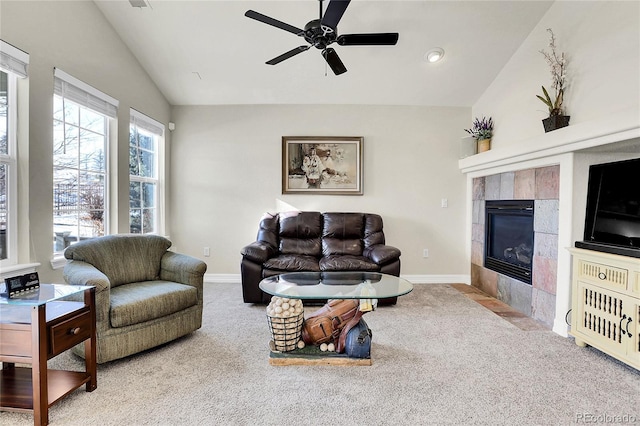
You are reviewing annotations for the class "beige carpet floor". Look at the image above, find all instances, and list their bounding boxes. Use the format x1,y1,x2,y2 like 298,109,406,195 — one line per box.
2,283,639,425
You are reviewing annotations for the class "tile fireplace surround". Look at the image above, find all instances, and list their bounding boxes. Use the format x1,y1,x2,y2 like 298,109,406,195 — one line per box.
471,166,559,328
459,110,640,337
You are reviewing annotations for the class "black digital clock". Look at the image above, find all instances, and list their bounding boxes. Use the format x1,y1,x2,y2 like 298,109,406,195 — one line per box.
2,272,40,298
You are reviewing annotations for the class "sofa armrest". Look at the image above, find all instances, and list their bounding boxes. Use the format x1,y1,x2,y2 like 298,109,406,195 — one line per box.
363,244,402,265
241,241,276,264
160,251,207,288
63,260,111,293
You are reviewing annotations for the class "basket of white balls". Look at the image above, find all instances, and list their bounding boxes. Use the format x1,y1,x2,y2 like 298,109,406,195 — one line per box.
266,296,304,352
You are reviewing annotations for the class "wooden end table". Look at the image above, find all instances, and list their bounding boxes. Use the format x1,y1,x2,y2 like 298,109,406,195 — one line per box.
0,284,97,425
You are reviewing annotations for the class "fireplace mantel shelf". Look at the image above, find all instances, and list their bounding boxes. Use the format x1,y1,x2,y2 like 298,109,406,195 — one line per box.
459,108,640,175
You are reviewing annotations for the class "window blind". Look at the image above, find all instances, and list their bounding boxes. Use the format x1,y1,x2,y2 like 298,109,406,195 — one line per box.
131,109,164,136
53,68,118,118
0,40,29,78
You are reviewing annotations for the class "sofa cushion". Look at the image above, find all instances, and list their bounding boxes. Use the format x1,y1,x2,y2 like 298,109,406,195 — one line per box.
280,238,322,256
363,214,386,248
319,255,379,271
279,211,322,256
264,254,320,272
110,281,198,328
322,238,363,256
256,212,280,250
64,234,171,288
323,213,364,239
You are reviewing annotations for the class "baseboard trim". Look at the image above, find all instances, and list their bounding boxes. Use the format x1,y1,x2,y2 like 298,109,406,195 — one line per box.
204,274,242,284
204,274,470,285
553,318,570,337
401,274,470,284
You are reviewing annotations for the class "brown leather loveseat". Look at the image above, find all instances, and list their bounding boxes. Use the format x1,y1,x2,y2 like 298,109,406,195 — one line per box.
240,211,401,304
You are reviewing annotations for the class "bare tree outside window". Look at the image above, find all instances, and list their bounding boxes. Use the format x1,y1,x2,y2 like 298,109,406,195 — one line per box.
53,95,107,252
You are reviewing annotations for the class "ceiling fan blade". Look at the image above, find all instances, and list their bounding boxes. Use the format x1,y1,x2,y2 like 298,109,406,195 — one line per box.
320,0,351,32
322,48,347,75
337,33,399,46
266,46,310,65
245,10,304,36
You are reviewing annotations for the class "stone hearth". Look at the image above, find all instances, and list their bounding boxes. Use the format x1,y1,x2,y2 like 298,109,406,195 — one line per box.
471,165,559,328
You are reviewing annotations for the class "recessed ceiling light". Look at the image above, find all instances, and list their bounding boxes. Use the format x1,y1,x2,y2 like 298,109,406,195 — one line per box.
425,47,444,63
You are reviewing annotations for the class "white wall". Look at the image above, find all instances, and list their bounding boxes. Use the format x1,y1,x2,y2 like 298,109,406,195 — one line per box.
465,0,639,335
468,0,640,260
473,1,640,148
170,105,470,279
0,1,171,282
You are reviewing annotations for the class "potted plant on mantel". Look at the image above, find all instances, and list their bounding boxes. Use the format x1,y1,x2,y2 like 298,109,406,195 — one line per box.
537,28,570,132
464,116,494,153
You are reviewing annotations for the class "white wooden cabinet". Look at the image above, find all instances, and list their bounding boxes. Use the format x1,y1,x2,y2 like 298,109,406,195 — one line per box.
569,248,640,370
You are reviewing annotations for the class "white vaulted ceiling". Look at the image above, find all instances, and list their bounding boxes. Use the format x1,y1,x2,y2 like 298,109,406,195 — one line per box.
94,0,553,106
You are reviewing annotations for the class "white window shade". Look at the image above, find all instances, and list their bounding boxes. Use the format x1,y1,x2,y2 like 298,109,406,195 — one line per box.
0,40,29,78
54,68,118,118
131,109,164,136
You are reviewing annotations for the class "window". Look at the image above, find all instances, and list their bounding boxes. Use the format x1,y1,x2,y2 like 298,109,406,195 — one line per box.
53,69,118,253
0,71,13,262
129,110,163,234
0,40,29,267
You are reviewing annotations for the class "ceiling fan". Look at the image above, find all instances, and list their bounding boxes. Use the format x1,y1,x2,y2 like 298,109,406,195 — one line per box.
244,0,399,75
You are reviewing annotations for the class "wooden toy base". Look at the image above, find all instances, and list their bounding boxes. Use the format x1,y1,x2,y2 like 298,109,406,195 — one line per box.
268,344,371,366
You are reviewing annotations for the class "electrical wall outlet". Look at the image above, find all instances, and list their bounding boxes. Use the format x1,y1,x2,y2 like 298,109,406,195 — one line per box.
204,247,210,257
441,198,448,208
423,249,429,258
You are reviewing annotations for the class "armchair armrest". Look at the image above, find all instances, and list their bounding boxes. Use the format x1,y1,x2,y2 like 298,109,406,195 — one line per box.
63,260,110,293
63,260,112,331
363,244,402,265
160,251,207,287
241,241,276,264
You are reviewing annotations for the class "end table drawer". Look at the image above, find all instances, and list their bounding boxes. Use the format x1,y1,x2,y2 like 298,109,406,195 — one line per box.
49,309,92,356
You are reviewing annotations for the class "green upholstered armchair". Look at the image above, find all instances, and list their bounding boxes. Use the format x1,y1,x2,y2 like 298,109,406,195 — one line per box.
63,234,207,363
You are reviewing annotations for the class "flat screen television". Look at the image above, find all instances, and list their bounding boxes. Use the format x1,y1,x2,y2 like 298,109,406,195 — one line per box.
575,157,640,258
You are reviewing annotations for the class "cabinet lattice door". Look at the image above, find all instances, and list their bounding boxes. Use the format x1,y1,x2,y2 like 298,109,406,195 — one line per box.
574,281,633,361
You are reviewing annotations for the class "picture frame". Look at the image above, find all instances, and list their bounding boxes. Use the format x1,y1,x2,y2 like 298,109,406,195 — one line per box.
282,136,363,195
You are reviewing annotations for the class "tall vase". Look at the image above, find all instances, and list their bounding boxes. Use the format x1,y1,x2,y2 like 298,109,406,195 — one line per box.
477,138,491,153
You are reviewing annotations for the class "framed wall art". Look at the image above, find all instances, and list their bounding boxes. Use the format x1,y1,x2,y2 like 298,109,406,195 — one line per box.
282,136,363,195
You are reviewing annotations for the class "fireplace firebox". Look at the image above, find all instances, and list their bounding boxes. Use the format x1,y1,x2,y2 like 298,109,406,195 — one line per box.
484,200,534,284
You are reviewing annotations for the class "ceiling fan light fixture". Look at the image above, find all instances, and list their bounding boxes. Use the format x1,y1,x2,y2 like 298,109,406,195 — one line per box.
425,47,444,63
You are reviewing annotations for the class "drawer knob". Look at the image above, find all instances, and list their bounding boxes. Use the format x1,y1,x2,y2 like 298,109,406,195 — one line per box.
69,327,81,335
597,272,607,280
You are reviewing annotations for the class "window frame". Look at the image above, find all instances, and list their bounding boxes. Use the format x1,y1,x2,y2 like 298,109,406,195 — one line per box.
0,71,18,267
52,94,111,254
129,109,164,235
52,69,118,256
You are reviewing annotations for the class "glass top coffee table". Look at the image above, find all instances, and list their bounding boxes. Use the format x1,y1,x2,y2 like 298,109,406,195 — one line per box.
259,271,413,300
259,272,413,366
